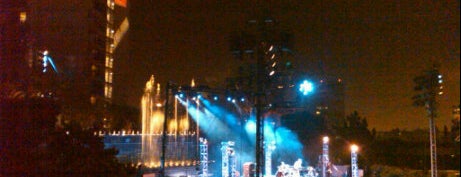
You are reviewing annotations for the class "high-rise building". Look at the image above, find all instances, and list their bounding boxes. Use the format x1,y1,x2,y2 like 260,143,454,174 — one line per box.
226,59,346,128
267,70,345,128
227,17,345,128
0,0,29,98
0,0,128,130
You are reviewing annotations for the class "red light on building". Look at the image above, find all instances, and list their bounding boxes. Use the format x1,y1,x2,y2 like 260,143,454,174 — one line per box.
115,0,127,7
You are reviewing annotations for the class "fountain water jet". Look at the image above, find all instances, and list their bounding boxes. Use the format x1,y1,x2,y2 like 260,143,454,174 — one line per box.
141,75,163,166
140,76,197,168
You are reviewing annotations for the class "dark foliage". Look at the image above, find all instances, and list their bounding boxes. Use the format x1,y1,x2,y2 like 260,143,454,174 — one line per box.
1,98,128,177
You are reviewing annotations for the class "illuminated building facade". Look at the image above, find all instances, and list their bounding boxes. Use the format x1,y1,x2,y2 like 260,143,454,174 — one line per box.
105,0,115,128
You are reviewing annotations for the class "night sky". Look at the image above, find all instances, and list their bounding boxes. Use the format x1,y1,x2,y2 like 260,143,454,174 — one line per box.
114,1,460,131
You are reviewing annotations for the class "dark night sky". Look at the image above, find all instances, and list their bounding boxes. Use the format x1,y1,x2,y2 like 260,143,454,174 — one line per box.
114,1,460,131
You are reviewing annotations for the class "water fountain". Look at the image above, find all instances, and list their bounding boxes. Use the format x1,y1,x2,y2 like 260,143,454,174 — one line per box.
141,75,163,167
140,75,198,168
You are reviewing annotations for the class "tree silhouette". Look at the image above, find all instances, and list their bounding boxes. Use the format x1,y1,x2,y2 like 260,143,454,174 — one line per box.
1,98,127,177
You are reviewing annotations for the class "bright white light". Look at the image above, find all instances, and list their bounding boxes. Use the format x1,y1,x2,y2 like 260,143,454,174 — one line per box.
323,136,329,143
213,96,219,101
350,144,359,153
299,80,314,95
269,45,274,52
438,74,442,79
271,62,277,67
269,70,275,76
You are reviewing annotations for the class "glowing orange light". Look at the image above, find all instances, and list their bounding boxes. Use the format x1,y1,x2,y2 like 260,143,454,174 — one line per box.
115,0,127,7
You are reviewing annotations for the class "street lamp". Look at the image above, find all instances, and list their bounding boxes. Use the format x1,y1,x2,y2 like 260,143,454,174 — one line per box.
350,144,359,177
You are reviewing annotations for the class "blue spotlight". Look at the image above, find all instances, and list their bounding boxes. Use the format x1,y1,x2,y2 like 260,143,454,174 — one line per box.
240,98,245,102
232,99,236,103
178,93,185,98
213,96,219,101
227,97,232,102
197,94,202,99
245,120,256,134
299,80,314,95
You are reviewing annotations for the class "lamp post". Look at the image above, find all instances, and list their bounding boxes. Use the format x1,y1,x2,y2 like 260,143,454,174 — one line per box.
350,144,359,177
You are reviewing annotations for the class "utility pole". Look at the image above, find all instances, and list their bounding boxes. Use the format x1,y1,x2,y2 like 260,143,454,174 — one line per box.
413,63,443,177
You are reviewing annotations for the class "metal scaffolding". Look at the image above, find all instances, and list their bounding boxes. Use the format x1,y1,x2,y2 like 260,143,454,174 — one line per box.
200,138,208,177
221,141,237,177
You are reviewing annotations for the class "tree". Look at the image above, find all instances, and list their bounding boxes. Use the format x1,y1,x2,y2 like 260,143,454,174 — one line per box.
331,111,373,167
110,104,140,131
0,98,127,177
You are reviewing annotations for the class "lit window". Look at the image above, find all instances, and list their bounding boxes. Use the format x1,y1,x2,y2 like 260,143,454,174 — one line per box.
108,72,113,83
105,56,110,66
108,87,112,98
90,96,96,104
105,86,109,97
105,72,109,81
20,12,27,23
